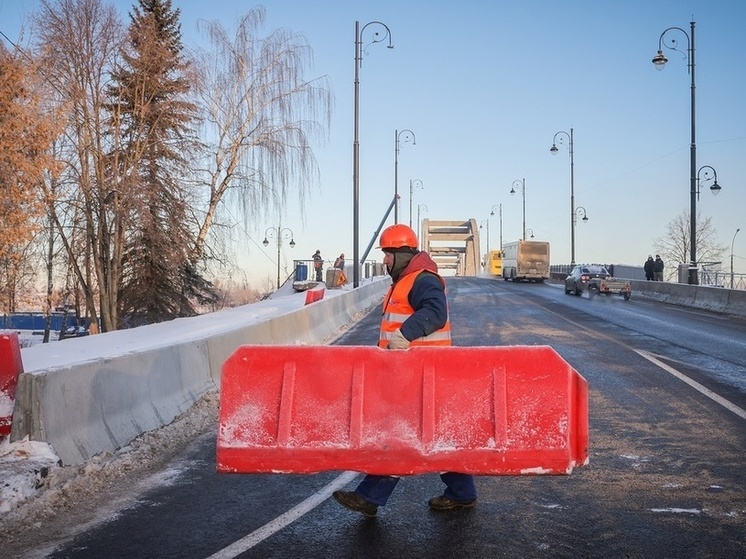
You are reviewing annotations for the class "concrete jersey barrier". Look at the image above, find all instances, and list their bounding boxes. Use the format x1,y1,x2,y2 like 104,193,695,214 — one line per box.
10,277,390,466
629,280,746,318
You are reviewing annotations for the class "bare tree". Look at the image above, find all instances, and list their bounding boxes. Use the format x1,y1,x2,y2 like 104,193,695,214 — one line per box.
654,210,726,280
189,6,333,266
34,0,127,332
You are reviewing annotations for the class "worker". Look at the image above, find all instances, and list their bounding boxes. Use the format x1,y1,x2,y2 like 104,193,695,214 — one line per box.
332,224,477,517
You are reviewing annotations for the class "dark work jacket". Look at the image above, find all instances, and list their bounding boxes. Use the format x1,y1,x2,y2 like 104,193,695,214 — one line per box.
392,252,448,341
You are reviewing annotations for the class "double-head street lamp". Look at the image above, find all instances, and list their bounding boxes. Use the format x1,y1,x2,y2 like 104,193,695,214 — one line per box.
409,178,423,229
731,228,741,290
509,179,526,241
263,226,295,289
394,129,416,224
352,20,393,288
490,204,503,251
550,129,576,264
652,21,716,284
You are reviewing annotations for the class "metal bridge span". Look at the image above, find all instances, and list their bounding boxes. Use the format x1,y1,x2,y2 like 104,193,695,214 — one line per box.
420,219,481,276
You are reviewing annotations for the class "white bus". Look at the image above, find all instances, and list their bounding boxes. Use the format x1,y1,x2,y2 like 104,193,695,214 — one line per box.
502,240,550,282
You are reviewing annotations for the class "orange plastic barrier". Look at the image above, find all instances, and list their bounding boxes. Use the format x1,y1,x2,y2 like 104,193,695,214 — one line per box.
0,331,24,438
217,346,588,476
304,284,325,305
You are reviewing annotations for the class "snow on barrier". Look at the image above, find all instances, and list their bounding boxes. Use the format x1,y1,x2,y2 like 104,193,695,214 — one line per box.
217,345,589,476
304,283,326,305
1,331,24,438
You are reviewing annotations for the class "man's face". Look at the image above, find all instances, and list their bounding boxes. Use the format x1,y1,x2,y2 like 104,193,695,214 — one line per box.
383,251,394,270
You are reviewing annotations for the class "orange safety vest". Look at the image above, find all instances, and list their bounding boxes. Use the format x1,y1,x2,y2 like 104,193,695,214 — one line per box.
378,270,452,348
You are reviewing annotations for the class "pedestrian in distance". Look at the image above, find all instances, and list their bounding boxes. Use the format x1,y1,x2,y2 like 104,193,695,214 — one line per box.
644,255,655,281
333,253,347,285
653,254,664,281
332,224,477,518
312,249,323,281
334,253,345,270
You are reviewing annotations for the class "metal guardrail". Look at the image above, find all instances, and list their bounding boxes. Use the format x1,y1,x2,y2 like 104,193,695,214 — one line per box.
550,264,746,291
699,270,746,290
289,260,385,285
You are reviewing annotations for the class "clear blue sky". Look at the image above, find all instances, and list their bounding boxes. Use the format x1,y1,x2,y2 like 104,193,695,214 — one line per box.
4,0,745,285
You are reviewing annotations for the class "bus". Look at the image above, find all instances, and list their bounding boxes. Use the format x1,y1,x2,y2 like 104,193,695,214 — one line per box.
502,240,550,282
484,250,503,277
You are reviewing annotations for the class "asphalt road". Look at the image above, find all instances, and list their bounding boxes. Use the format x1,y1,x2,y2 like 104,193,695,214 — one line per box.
28,278,746,558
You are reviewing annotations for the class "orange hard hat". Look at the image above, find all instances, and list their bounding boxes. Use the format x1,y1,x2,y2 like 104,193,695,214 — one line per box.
377,224,418,250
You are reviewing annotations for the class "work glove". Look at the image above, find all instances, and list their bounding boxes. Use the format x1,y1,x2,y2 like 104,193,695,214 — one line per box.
387,329,411,350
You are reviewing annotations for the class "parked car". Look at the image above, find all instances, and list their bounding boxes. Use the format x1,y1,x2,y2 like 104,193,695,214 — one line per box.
564,265,610,296
61,325,90,338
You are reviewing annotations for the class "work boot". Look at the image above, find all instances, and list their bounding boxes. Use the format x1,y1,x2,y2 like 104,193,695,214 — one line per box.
428,495,477,511
333,490,378,518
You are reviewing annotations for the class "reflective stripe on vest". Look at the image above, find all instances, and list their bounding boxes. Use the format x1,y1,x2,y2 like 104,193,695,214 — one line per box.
378,270,451,348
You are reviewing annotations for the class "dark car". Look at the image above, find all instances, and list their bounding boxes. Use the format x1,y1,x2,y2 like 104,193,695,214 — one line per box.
564,264,610,296
61,325,90,339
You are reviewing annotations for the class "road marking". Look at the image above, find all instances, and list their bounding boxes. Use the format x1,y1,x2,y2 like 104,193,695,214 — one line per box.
205,471,359,559
495,288,746,423
635,349,746,421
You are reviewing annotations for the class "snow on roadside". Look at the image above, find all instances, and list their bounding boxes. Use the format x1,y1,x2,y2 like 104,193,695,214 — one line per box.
0,391,219,541
0,438,61,513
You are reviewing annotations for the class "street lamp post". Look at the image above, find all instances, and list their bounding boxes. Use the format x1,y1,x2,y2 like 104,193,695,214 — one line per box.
509,178,526,240
394,129,416,224
409,179,423,229
731,228,741,290
652,21,702,284
480,219,490,254
490,204,502,251
417,203,428,249
263,226,295,289
550,129,575,264
353,21,393,288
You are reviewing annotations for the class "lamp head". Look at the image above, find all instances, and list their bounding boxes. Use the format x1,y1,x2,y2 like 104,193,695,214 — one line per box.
582,215,589,222
550,144,559,155
289,239,296,248
710,181,722,196
652,50,668,70
262,238,269,247
510,187,516,195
